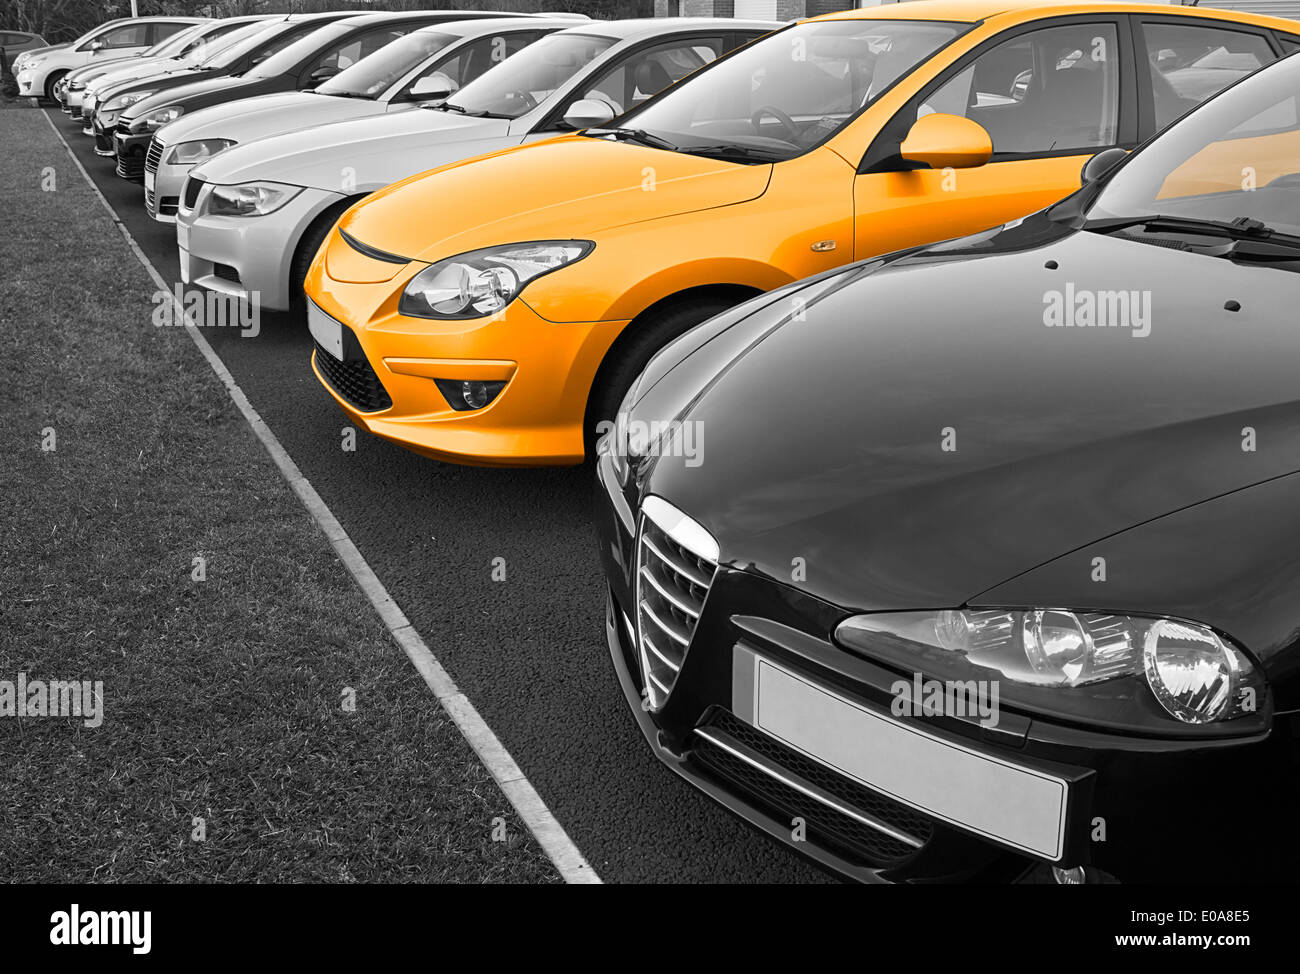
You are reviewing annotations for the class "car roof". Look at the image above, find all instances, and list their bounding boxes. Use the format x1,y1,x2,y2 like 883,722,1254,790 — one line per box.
418,16,594,37
555,17,781,41
325,10,520,28
813,0,1300,31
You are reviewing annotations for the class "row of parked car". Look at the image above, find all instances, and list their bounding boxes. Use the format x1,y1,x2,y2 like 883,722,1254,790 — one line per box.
33,0,1300,884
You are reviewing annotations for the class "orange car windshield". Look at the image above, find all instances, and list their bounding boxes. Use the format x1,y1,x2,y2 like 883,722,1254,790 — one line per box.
614,19,969,162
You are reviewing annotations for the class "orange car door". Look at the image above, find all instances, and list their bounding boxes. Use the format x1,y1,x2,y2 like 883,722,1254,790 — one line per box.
852,18,1133,260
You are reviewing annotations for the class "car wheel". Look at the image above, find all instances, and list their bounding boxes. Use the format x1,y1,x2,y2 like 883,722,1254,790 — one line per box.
289,198,358,322
585,295,737,459
44,71,67,104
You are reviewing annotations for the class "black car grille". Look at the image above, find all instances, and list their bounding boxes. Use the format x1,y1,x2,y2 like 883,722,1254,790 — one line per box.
144,138,163,174
314,343,392,413
636,509,715,708
692,711,935,868
182,177,203,210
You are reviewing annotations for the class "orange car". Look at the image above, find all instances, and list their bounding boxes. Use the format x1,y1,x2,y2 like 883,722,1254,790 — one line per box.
305,0,1300,466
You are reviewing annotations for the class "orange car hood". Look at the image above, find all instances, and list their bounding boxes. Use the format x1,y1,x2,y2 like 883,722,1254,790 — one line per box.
336,135,773,265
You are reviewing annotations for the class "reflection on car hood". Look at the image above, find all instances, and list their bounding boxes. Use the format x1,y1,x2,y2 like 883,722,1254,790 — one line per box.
121,74,259,121
158,90,383,146
192,107,511,191
340,135,773,263
647,220,1300,612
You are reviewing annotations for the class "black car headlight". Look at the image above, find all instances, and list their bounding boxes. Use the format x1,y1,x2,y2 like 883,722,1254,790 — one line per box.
836,608,1264,725
398,240,593,320
137,105,184,130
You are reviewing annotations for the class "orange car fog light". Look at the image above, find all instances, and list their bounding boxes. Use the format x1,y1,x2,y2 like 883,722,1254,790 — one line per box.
434,379,507,411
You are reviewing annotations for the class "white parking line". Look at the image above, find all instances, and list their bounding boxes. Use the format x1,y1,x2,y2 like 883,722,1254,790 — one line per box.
44,111,601,885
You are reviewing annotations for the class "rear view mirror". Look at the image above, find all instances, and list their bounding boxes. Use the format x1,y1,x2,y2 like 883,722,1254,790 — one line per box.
409,71,456,101
307,65,339,85
900,113,992,170
88,40,104,52
1081,147,1127,184
563,97,615,130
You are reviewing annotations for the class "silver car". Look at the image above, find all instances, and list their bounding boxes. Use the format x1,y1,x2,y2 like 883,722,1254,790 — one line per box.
175,17,776,314
153,16,585,204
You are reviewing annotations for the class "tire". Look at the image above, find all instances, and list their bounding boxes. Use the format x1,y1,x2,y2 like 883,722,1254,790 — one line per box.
289,199,356,322
584,295,737,457
44,70,66,104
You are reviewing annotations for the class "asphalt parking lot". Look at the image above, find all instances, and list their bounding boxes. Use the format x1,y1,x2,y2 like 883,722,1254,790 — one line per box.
43,106,827,884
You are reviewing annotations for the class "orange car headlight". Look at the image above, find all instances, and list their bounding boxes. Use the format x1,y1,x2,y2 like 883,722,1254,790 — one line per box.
398,240,594,320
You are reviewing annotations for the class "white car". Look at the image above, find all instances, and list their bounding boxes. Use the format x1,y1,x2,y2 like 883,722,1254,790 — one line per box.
18,16,206,103
66,17,270,123
175,17,776,314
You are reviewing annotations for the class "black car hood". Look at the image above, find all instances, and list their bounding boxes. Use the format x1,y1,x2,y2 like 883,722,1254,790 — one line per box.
647,221,1300,612
122,74,279,124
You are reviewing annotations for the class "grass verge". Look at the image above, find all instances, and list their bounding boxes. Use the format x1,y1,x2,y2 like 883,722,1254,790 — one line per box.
0,111,560,883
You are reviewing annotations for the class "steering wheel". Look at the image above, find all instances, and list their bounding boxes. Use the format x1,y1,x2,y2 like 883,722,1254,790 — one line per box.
505,89,538,113
751,105,800,142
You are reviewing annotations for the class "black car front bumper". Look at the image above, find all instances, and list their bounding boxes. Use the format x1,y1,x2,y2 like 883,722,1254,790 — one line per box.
113,125,152,181
595,451,1300,883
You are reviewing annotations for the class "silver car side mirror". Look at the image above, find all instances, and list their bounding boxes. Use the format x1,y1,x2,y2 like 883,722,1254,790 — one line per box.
563,98,615,130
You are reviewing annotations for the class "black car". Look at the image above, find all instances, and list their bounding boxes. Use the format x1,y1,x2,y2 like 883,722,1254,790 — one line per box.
111,11,507,180
104,13,350,174
595,50,1300,884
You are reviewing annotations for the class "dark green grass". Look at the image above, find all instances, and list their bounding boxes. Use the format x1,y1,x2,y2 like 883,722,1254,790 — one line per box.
0,112,560,883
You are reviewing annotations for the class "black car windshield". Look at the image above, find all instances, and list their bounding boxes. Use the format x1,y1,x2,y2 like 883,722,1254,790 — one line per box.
317,30,457,98
611,19,966,162
1090,54,1300,238
244,21,353,79
198,21,286,70
444,32,615,119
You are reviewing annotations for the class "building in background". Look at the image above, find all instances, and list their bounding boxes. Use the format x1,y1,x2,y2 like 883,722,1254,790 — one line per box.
657,0,1300,23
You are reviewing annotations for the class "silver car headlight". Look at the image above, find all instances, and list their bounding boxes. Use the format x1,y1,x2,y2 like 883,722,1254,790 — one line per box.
138,105,184,130
836,608,1264,724
204,181,302,218
103,90,154,112
24,55,46,70
398,240,594,320
163,139,233,166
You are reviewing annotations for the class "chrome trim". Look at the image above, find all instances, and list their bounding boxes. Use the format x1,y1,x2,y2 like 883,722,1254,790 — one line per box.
641,535,711,589
640,566,700,618
634,496,718,711
693,725,924,850
642,494,719,563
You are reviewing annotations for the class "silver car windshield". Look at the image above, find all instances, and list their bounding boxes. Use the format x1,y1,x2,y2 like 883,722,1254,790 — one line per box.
1090,55,1300,239
442,32,615,119
613,19,966,161
317,30,458,98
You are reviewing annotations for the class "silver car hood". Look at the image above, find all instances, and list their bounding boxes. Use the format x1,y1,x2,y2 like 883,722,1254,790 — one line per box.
191,108,513,193
157,91,397,148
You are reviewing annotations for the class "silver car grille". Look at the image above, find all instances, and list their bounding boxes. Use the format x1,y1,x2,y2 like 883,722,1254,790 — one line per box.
635,496,719,710
144,138,163,175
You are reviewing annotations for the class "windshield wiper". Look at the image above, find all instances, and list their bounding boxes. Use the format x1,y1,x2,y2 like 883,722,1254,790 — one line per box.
1083,213,1281,241
1204,235,1300,263
585,127,680,151
673,142,785,163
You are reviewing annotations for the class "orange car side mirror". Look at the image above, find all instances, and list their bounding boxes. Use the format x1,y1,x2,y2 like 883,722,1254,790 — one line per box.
900,113,993,170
